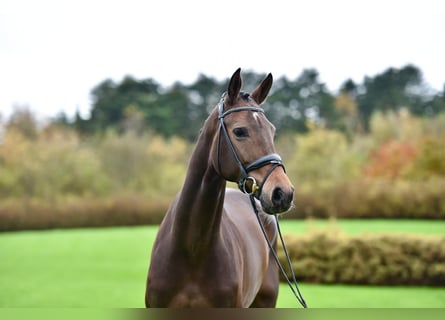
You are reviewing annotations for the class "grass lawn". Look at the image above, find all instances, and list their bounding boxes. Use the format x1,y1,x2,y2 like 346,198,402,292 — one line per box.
1,221,444,308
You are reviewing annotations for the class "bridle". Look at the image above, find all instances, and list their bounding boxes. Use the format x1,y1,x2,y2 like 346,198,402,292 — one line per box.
216,92,308,308
216,92,285,197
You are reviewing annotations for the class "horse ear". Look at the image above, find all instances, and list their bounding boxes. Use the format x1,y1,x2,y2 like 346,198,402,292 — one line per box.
251,73,273,105
228,68,242,103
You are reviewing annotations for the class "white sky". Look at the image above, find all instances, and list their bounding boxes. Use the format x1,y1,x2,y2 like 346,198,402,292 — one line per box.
1,0,444,121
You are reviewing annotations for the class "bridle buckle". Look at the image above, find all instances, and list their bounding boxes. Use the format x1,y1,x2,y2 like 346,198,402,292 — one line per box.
241,176,259,195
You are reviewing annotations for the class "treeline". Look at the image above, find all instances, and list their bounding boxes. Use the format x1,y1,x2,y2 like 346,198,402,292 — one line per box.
61,64,445,140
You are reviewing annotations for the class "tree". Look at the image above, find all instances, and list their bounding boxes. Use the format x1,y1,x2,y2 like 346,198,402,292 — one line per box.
86,76,160,133
357,65,426,130
6,106,39,140
71,65,443,140
147,83,191,139
266,69,337,133
423,83,445,116
186,74,224,136
334,91,361,136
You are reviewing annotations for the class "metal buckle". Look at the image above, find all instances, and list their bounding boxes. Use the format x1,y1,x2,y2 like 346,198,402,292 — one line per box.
242,176,259,195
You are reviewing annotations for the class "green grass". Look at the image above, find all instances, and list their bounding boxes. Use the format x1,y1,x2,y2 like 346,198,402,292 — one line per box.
1,221,445,308
0,227,154,308
277,283,445,308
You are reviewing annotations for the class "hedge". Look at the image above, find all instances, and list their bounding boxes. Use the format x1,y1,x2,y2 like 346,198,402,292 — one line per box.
1,179,445,231
0,195,168,231
292,179,445,219
280,231,445,286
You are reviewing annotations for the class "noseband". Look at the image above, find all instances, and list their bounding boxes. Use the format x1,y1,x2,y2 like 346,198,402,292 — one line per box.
216,93,285,197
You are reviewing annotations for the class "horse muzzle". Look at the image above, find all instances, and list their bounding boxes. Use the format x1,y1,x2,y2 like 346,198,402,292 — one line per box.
237,154,294,215
260,184,294,215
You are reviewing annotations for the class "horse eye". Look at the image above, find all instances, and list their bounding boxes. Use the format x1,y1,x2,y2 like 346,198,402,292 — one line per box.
233,127,249,138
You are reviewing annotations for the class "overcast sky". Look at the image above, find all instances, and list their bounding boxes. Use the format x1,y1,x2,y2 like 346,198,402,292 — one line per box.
1,0,444,121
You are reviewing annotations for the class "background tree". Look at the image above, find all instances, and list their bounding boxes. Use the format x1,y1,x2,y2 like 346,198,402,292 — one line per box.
149,83,191,138
86,76,160,133
67,65,444,141
357,65,426,130
266,69,337,133
335,79,362,136
6,106,39,140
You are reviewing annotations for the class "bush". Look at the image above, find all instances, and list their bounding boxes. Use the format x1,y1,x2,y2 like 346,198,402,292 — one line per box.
292,179,445,219
409,135,445,178
285,128,362,189
280,231,445,285
363,140,417,179
0,195,168,231
0,127,111,199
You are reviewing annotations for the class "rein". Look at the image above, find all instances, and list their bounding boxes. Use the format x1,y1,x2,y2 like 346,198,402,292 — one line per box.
250,197,308,308
217,93,307,308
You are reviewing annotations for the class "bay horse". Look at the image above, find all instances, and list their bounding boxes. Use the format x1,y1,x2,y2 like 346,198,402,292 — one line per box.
145,68,295,307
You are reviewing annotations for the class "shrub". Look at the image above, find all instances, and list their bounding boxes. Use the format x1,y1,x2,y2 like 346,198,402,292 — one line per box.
408,135,445,178
0,195,168,231
363,140,417,179
285,128,362,189
0,128,111,199
291,179,445,219
281,231,445,285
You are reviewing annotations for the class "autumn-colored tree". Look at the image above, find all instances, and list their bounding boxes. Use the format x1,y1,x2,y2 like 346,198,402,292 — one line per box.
363,140,417,179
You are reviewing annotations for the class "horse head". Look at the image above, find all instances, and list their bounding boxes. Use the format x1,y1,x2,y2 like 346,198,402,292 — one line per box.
212,68,294,214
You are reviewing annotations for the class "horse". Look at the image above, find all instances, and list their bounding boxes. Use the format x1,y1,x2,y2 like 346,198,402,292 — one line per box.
145,68,295,307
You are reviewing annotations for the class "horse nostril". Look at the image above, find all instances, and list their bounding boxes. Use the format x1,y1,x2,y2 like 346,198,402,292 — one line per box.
272,187,285,207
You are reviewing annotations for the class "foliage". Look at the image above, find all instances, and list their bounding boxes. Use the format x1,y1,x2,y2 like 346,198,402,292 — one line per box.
283,231,445,286
0,122,188,202
266,69,338,133
356,65,438,130
333,91,361,136
1,86,445,229
5,107,39,140
292,179,445,219
1,108,445,227
0,196,168,231
0,126,109,199
409,135,445,178
65,64,445,140
88,76,160,133
285,127,363,190
363,140,417,179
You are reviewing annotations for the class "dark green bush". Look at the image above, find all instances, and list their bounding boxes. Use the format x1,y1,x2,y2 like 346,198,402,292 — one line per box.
280,231,445,286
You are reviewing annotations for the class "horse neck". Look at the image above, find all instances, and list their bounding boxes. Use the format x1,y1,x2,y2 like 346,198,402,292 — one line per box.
173,110,226,259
